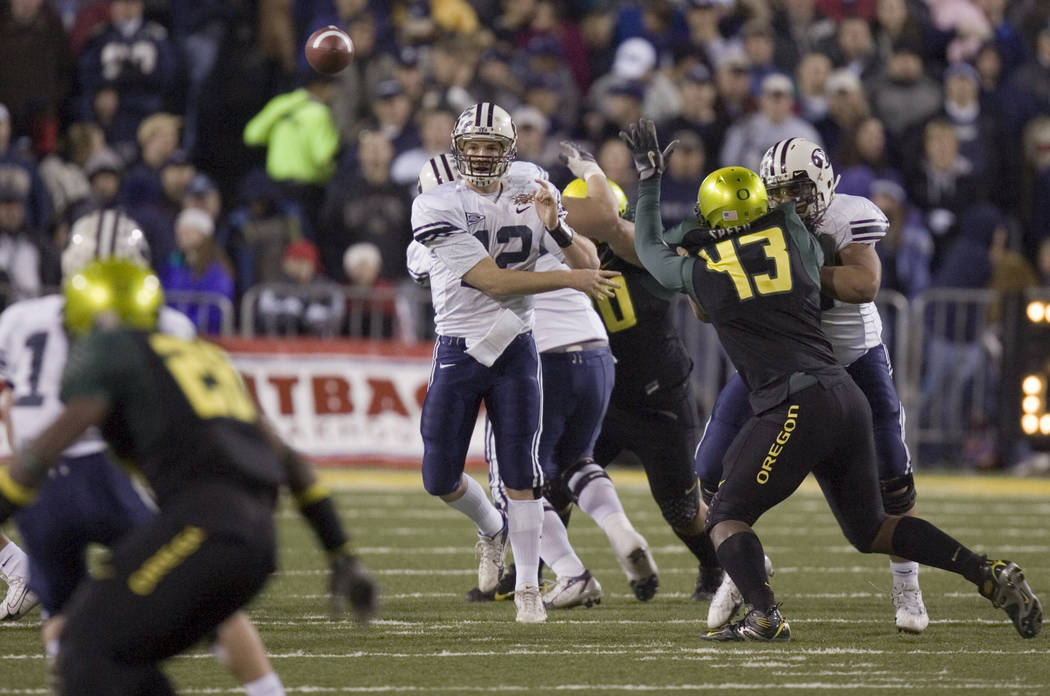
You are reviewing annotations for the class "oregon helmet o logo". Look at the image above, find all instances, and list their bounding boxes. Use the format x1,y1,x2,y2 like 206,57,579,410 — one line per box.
737,188,750,200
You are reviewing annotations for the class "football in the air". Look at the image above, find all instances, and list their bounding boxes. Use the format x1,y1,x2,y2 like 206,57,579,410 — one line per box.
305,25,354,75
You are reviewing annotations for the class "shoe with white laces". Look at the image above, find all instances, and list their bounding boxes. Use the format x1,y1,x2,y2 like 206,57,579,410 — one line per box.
0,574,39,622
475,515,508,594
544,570,602,609
707,555,774,629
892,583,929,634
515,584,547,623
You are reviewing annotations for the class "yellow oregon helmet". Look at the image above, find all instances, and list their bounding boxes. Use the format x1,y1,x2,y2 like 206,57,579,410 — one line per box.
562,177,629,217
63,258,164,336
695,166,769,232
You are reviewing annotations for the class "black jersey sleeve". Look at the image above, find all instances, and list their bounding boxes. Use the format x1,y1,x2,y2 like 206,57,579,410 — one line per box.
634,179,696,300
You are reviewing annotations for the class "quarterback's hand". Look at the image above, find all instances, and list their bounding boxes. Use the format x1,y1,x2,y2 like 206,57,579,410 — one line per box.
559,141,604,181
532,179,560,230
568,269,621,300
330,552,378,624
619,119,677,181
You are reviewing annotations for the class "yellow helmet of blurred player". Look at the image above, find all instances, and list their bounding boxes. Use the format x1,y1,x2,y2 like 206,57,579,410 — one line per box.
63,258,164,336
695,166,769,236
561,178,629,218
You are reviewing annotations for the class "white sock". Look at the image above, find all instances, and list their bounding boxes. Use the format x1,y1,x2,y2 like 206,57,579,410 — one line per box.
45,639,59,660
445,475,504,537
891,560,920,589
507,498,544,589
570,462,625,525
0,540,28,579
540,508,586,578
244,672,285,696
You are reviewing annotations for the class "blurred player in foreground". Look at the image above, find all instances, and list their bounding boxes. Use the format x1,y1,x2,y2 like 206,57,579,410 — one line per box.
623,118,1042,642
0,255,374,693
696,137,929,633
411,103,620,623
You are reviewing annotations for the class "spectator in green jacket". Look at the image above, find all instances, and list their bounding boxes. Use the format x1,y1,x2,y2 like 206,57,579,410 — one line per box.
243,72,340,238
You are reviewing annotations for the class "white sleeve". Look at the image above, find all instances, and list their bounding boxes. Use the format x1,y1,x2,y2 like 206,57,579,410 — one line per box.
405,241,433,286
159,306,198,340
0,304,19,385
843,197,889,246
411,191,488,278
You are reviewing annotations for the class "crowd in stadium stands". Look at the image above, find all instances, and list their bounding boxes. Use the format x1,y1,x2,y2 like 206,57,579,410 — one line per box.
1,0,1049,336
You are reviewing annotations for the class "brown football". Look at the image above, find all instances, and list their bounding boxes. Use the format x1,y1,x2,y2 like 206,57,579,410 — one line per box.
305,25,354,75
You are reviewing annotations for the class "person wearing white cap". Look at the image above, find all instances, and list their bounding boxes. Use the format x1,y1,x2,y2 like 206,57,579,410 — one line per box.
162,207,233,334
588,38,681,124
719,72,823,172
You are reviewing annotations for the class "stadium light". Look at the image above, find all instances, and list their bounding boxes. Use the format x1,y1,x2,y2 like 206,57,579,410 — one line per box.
1023,374,1044,395
1022,414,1039,435
1028,301,1046,323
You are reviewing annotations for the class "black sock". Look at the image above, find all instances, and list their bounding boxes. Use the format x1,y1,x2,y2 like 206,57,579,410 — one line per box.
891,516,984,585
715,531,774,611
676,528,720,570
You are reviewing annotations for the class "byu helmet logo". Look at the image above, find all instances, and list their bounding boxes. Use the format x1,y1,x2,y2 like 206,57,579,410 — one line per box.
811,148,827,169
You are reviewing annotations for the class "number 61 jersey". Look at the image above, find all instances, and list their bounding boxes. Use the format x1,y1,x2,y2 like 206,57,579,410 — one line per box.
0,294,196,457
410,162,556,341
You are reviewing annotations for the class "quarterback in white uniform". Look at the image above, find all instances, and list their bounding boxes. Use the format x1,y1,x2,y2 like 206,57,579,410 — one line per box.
412,103,619,623
695,137,927,634
412,152,656,610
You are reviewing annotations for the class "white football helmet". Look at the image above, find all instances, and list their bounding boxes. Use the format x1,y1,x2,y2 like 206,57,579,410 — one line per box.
62,208,150,279
759,137,840,225
451,103,516,188
417,153,460,194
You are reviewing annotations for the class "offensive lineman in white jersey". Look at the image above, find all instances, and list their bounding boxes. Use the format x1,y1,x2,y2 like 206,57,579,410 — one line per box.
411,152,657,610
695,137,928,633
412,103,620,623
0,209,294,695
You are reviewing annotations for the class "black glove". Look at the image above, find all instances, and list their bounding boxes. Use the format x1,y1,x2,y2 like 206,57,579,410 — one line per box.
330,552,378,624
618,119,677,180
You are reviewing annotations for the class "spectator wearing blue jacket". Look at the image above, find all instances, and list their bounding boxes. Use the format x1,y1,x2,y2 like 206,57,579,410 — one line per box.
75,0,176,156
162,207,233,334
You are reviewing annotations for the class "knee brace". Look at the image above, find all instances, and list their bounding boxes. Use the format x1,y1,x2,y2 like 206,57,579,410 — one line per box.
657,483,701,530
563,458,610,502
541,475,574,513
879,472,917,515
699,480,719,507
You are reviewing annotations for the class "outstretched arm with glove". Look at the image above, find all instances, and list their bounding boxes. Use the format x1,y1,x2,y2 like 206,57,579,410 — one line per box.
619,119,695,296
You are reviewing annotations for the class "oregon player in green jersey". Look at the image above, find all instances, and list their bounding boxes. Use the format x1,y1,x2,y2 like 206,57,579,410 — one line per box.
622,118,1041,642
0,259,375,694
561,169,723,602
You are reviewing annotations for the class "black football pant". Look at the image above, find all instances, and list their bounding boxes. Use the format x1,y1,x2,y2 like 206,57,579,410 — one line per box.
706,376,886,553
58,480,276,696
594,378,702,510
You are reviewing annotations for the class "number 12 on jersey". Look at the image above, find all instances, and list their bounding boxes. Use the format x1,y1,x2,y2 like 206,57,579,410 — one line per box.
698,226,793,301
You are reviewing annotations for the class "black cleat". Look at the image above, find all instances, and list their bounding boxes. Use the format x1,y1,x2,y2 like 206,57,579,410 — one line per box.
978,559,1042,638
691,565,724,602
465,564,518,602
700,604,791,642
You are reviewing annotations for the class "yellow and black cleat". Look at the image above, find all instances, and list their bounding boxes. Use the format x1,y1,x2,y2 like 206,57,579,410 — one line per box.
701,604,791,642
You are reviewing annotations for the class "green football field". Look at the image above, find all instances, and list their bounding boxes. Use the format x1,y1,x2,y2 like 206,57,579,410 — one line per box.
2,470,1048,694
